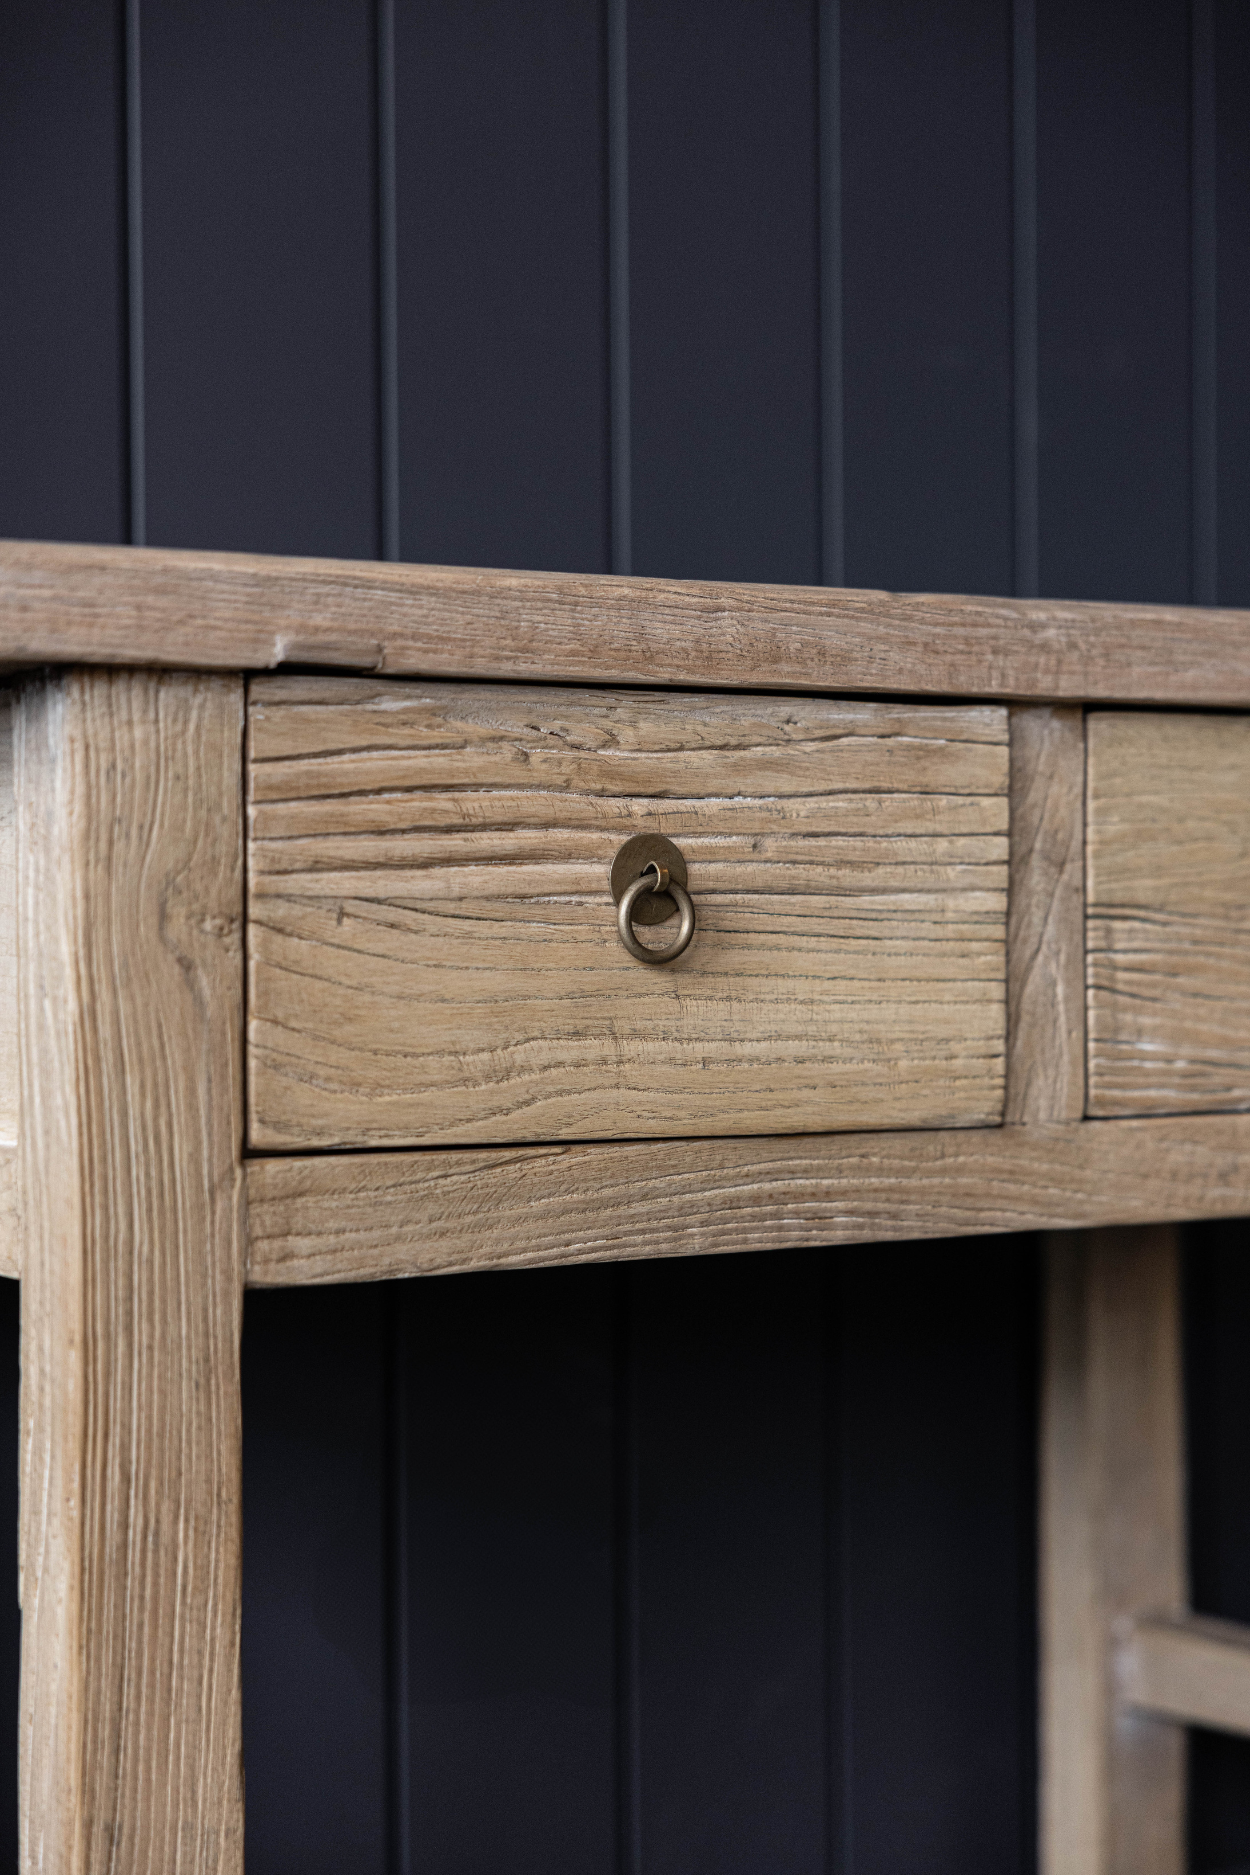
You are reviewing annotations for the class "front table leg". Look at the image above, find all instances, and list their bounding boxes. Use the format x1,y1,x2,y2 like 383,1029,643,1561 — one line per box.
16,671,246,1872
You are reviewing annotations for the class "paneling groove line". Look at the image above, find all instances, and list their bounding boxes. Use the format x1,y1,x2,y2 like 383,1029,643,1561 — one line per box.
608,0,630,577
124,0,145,546
376,0,399,564
1012,0,1039,598
818,0,843,587
1191,0,1218,606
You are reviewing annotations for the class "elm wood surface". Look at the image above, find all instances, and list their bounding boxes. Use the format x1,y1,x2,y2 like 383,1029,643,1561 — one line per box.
0,697,15,1280
1041,1227,1186,1875
1087,711,1250,1116
0,551,1247,1875
0,1157,15,1281
245,1113,1250,1287
16,672,246,1873
246,679,1008,1148
3,540,1250,704
1006,706,1085,1123
1120,1614,1250,1739
0,694,15,1147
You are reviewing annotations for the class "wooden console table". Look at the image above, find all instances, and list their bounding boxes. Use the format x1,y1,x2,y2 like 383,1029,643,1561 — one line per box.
2,539,1249,1873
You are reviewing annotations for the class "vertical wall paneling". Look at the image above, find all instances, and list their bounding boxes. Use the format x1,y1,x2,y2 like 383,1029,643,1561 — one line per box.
1185,1226,1250,1875
608,0,632,576
241,1286,389,1875
1013,0,1040,598
385,1292,413,1875
819,0,845,587
829,1272,851,1875
141,0,380,558
395,0,609,574
1190,1728,1250,1875
124,0,145,544
0,0,127,545
632,1252,827,1875
1191,0,1217,606
841,1242,1037,1875
1036,0,1190,603
1214,0,1250,607
403,1266,616,1875
841,0,1014,597
378,0,401,565
613,1269,642,1875
628,0,821,584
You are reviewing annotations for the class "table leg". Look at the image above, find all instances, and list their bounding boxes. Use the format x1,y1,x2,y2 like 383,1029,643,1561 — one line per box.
16,670,246,1873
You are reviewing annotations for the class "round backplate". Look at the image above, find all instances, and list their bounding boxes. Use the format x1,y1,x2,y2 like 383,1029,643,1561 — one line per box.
610,833,689,926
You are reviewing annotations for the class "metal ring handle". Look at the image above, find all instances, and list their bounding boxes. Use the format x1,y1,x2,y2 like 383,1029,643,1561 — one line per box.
617,863,696,965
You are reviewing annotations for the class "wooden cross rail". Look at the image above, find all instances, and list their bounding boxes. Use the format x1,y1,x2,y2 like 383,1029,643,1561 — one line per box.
1040,1228,1250,1875
1121,1614,1250,1737
1,541,1250,1870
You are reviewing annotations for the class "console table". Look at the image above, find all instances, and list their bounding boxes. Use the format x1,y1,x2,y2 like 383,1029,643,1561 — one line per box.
3,539,1249,1873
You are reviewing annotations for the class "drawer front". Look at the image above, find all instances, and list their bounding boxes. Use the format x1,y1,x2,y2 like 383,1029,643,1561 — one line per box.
247,679,1008,1147
1087,711,1250,1115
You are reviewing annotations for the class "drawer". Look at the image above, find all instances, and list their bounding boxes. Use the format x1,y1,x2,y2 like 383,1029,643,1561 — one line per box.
246,678,1008,1147
1087,710,1250,1115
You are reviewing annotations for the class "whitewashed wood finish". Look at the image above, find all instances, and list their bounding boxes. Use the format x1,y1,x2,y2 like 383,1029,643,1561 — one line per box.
6,538,1250,706
0,1147,15,1282
0,693,16,1149
1120,1614,1250,1739
1041,1228,1186,1875
1087,711,1250,1114
244,1112,1250,1286
0,697,17,1278
247,679,1009,1148
0,1148,16,1281
1006,706,1085,1122
17,672,246,1873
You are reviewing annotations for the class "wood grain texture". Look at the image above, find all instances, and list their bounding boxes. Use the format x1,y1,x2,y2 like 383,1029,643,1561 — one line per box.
247,679,1009,1147
1087,711,1250,1115
1119,1614,1250,1739
1006,706,1085,1122
1041,1228,1186,1875
0,1143,17,1280
245,1113,1250,1286
4,537,1250,704
0,692,16,1148
0,693,17,1277
17,671,246,1873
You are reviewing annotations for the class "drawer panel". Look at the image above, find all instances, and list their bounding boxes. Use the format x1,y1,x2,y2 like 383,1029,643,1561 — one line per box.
1087,711,1250,1115
246,679,1008,1147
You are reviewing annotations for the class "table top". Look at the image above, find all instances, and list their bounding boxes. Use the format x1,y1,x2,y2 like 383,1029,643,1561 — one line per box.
3,537,1250,704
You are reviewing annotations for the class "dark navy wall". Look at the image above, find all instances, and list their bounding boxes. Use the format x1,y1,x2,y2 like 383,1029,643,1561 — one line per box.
1,4,1249,1872
240,1246,1037,1875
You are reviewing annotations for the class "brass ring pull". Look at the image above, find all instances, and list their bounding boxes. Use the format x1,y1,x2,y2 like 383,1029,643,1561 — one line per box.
616,859,696,965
